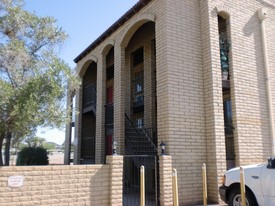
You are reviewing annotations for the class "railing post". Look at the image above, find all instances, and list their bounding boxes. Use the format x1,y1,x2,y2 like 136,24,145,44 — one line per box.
240,167,246,206
202,163,207,206
172,168,179,206
140,165,145,206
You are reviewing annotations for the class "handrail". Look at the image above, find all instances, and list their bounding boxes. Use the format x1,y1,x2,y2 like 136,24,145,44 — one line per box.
141,127,157,152
224,123,235,130
125,113,140,137
125,113,157,153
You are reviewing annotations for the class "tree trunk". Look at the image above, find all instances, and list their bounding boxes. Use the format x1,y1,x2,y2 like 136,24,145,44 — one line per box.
0,134,4,166
4,132,11,166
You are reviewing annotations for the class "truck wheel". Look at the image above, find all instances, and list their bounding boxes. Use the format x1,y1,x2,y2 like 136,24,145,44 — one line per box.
228,187,257,206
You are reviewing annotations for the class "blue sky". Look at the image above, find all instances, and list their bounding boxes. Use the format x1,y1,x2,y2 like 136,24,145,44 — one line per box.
24,0,139,68
23,0,139,144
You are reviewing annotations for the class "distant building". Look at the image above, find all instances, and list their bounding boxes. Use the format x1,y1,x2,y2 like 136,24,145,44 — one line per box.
65,0,275,204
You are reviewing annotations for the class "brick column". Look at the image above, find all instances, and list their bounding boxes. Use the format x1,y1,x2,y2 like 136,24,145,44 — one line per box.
95,55,105,164
199,0,227,202
106,155,123,206
114,45,125,155
159,155,173,206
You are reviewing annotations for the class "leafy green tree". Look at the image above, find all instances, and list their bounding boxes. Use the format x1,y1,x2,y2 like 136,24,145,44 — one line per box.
24,136,46,148
16,146,49,166
0,0,79,166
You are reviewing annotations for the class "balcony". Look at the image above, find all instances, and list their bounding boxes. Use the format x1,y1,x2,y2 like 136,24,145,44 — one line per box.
105,103,114,132
132,77,144,113
82,84,96,114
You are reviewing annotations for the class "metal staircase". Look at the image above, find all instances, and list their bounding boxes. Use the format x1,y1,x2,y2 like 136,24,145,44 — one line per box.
123,114,159,206
125,114,157,157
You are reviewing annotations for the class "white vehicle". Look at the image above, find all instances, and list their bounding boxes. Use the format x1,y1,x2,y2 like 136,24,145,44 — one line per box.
219,157,275,206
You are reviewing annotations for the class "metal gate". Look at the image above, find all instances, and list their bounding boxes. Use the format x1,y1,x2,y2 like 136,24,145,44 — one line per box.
123,155,159,206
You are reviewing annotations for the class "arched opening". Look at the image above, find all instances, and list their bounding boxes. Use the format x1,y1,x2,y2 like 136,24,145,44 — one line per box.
124,21,157,150
81,61,97,164
123,21,158,205
218,13,235,169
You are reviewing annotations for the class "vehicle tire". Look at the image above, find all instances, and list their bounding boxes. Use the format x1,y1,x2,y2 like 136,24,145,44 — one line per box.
228,187,258,206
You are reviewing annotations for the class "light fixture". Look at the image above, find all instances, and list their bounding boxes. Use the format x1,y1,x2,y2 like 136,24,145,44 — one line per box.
160,141,166,155
113,140,118,155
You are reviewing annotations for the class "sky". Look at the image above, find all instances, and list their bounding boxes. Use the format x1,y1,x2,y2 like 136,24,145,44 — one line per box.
23,0,139,144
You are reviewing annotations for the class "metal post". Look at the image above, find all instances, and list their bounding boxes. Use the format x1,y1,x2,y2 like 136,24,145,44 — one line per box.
172,168,179,206
202,163,207,206
240,167,246,206
140,166,145,206
258,8,275,156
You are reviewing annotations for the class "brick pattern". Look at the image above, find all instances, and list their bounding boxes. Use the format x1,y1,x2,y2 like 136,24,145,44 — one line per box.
0,156,123,206
106,156,123,206
210,1,275,162
159,155,173,206
164,1,209,204
0,165,109,206
95,55,104,164
69,0,275,205
199,0,226,202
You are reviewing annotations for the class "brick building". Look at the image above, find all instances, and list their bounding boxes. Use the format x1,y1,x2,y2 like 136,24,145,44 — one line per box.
64,0,275,205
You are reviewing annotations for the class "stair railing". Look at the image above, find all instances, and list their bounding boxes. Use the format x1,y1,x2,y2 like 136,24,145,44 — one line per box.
124,113,157,153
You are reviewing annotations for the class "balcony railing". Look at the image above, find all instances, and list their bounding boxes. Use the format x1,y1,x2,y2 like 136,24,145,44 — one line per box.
83,84,96,113
131,78,144,113
105,103,114,130
225,124,235,160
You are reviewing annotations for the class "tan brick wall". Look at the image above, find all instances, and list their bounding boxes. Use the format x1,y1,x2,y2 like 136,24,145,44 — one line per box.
164,1,208,204
200,0,226,202
207,0,275,164
95,55,104,164
159,155,173,206
106,156,123,206
70,0,275,205
0,156,123,206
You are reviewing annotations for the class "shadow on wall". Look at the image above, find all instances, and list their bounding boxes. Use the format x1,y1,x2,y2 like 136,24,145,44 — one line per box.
255,0,275,9
243,12,271,159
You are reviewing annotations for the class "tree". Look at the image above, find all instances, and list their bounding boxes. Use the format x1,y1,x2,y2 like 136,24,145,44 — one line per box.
16,146,49,166
24,136,46,148
0,0,79,166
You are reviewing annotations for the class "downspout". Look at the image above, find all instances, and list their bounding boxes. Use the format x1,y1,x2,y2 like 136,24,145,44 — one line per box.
258,8,275,156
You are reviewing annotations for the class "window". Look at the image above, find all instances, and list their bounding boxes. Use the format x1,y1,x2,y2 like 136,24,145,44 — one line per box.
133,114,144,128
133,71,143,94
133,47,143,66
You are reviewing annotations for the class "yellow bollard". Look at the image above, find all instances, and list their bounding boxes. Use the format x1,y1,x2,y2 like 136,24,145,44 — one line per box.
202,163,207,206
240,167,246,206
140,166,145,206
172,168,179,206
